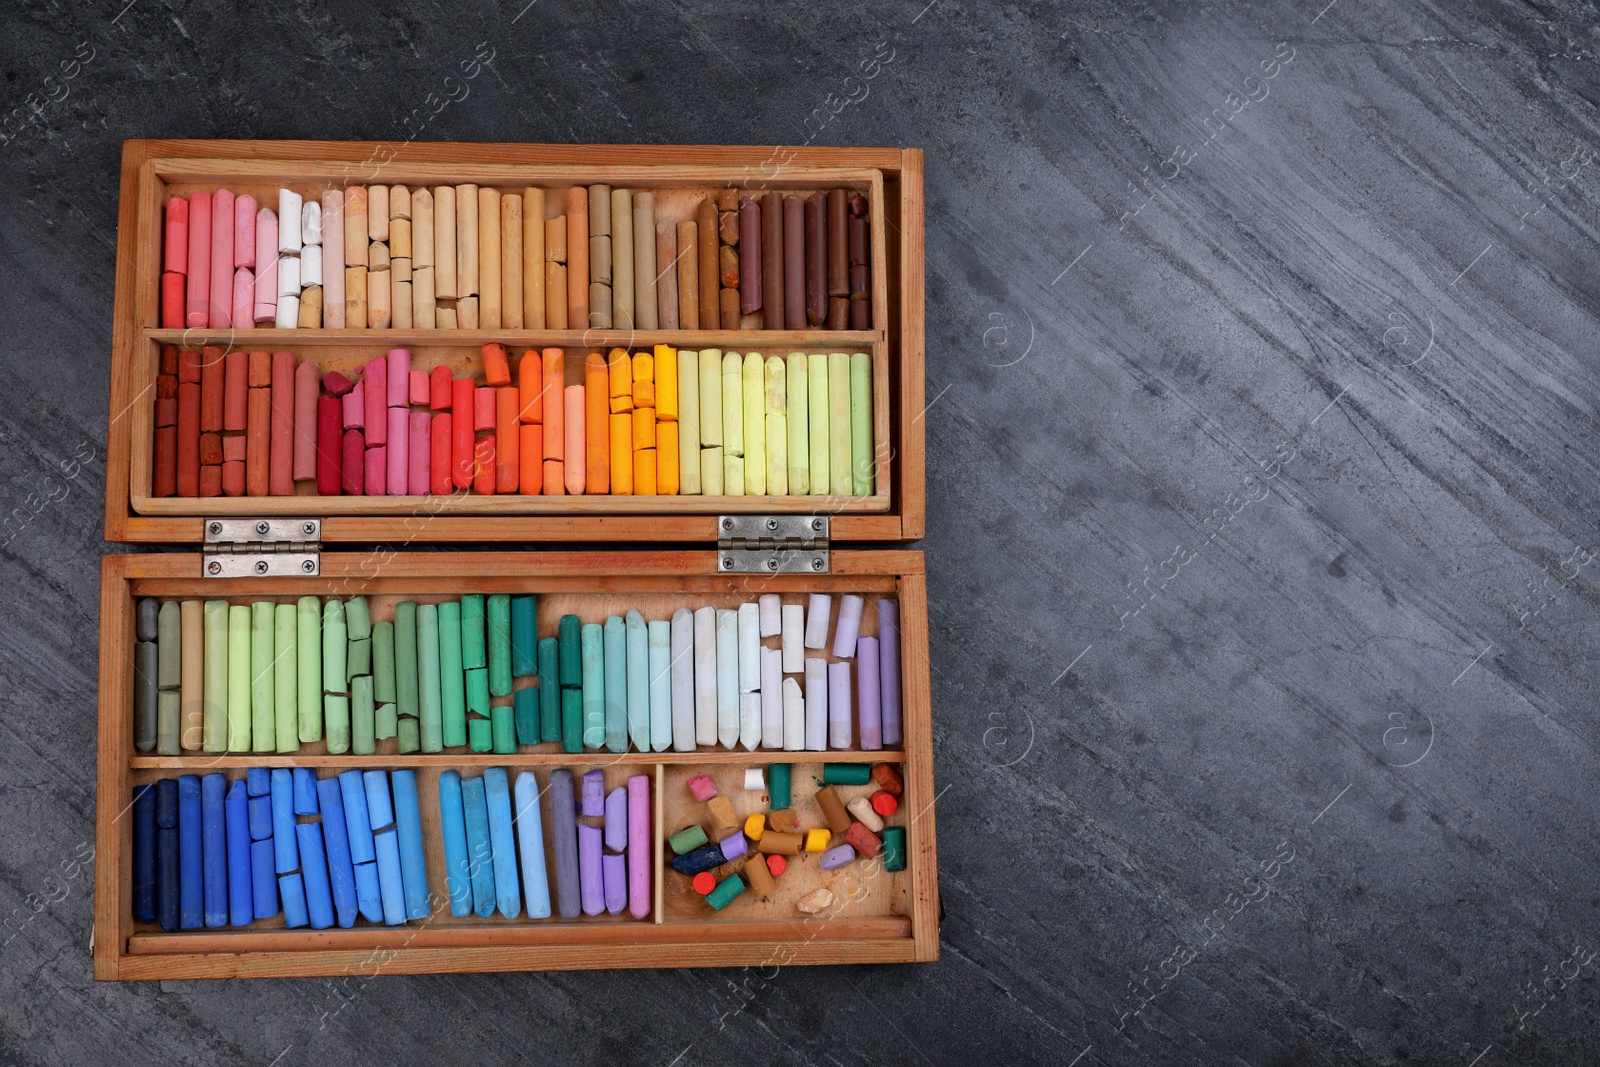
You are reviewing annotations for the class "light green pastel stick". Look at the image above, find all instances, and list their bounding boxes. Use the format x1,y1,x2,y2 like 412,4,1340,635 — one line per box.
828,352,851,499
467,717,492,753
582,622,606,750
155,601,181,756
346,637,371,681
397,717,420,755
250,602,275,753
787,353,809,494
850,352,873,496
677,350,701,494
394,601,418,723
372,621,396,704
486,595,512,697
439,600,466,748
465,667,489,716
376,702,398,740
742,352,765,495
625,609,650,753
202,600,229,754
157,692,180,756
490,705,515,754
324,693,350,754
765,355,787,496
351,675,375,755
808,353,830,495
722,352,743,459
603,616,627,753
273,603,299,753
322,600,347,694
345,595,372,641
226,605,250,752
699,348,722,448
417,604,443,752
461,594,486,671
296,596,322,742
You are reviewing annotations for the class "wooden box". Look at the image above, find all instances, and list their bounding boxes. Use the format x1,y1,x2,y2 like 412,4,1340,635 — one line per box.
97,140,932,979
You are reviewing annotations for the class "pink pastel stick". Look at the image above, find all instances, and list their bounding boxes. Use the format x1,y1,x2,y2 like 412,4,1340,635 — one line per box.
184,192,211,328
321,190,345,328
386,407,409,494
409,369,429,406
386,349,410,407
564,386,585,495
365,445,387,496
208,189,234,329
364,358,387,445
627,774,650,920
231,268,254,330
342,379,364,430
253,208,278,321
292,360,320,481
234,193,257,268
408,411,430,495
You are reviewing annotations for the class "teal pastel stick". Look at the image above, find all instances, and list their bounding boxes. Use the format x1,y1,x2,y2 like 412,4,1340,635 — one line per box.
394,601,419,722
538,638,561,743
438,601,466,748
558,614,582,688
512,770,552,918
437,770,472,918
510,594,537,677
561,687,583,754
417,604,443,752
514,686,540,746
390,770,431,921
465,667,490,716
483,768,521,919
586,622,610,751
487,594,512,696
461,594,486,671
626,609,650,754
460,776,497,918
372,620,396,705
491,705,515,754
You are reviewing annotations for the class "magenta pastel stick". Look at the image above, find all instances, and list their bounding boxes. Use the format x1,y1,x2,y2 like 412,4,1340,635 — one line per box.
857,636,882,750
578,822,603,916
254,208,278,322
386,349,410,407
407,411,430,495
342,379,364,430
828,660,852,750
231,268,254,330
602,853,626,916
365,444,387,496
209,189,234,329
234,193,257,268
364,359,387,445
292,360,320,481
185,191,211,329
627,774,649,920
386,407,408,495
878,600,901,746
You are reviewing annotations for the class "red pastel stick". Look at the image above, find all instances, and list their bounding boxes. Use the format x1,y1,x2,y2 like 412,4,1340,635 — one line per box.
431,412,452,496
163,196,188,275
451,379,475,489
473,436,495,495
363,358,387,445
341,429,365,495
316,396,342,496
430,365,452,411
268,351,294,496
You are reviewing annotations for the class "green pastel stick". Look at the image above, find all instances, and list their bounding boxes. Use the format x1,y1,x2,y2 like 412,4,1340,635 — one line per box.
202,600,229,753
602,617,626,753
417,604,443,752
850,352,873,496
468,717,492,753
514,686,539,745
346,637,371,680
351,675,375,755
538,638,560,742
273,603,299,753
828,352,851,499
250,601,275,753
510,595,538,677
156,601,182,689
394,601,419,723
625,609,650,753
768,762,791,809
324,693,350,754
882,826,906,872
808,353,830,495
397,717,420,754
787,353,809,494
322,600,347,694
376,702,398,740
465,667,490,716
156,692,180,756
372,620,396,704
491,705,515,754
584,622,608,750
438,601,466,748
668,824,708,854
706,873,746,911
558,614,582,688
561,687,583,754
461,593,486,671
227,604,251,751
487,594,512,696
296,596,322,742
822,763,872,785
345,595,372,641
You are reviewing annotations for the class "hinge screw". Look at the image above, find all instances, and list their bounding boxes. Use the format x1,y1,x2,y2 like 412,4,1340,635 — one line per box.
208,522,223,536
766,558,779,571
256,521,270,535
765,518,778,531
811,518,824,532
301,559,316,573
302,522,316,536
255,560,269,575
721,557,734,570
721,517,735,531
811,557,825,571
207,560,221,575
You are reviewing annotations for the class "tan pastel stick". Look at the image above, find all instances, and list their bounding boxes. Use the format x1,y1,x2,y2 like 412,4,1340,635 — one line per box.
676,220,699,330
436,306,457,328
369,240,390,272
478,186,502,328
456,183,479,297
458,294,479,330
523,187,545,328
345,266,368,328
634,191,657,330
390,217,412,259
390,184,410,219
696,197,719,329
412,187,434,269
298,285,323,328
589,184,610,237
655,220,679,329
611,188,633,331
368,184,389,241
546,216,566,262
413,266,436,328
434,185,457,299
567,187,588,329
344,187,368,267
545,263,567,328
590,281,611,328
369,269,392,329
392,256,411,283
391,280,412,329
502,192,523,328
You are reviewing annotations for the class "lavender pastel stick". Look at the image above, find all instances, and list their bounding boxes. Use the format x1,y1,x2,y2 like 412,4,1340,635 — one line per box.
549,769,581,918
857,636,882,750
820,842,857,870
828,660,852,749
602,852,627,916
627,774,650,920
581,768,605,818
832,594,864,658
579,823,604,916
879,599,902,746
604,786,628,852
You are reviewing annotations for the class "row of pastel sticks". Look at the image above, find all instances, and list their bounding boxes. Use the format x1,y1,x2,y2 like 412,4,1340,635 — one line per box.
132,591,902,757
441,768,650,921
131,768,429,932
160,184,872,332
153,343,874,499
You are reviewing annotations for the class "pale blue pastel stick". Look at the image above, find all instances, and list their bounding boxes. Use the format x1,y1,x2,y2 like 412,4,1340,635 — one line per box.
602,616,627,752
512,770,551,919
390,770,432,921
581,622,606,750
363,770,407,925
625,610,650,753
461,775,496,918
647,619,672,753
437,770,473,918
483,768,521,919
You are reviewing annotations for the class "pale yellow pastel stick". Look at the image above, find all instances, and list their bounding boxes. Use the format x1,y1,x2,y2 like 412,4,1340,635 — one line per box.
742,351,765,495
765,356,787,496
699,348,722,449
722,351,743,460
850,352,872,495
828,352,851,498
787,353,809,494
701,444,724,495
808,354,829,495
677,350,701,494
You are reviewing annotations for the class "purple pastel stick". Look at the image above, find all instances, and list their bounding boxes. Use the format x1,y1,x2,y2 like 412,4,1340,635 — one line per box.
828,660,852,750
602,852,627,915
578,823,604,916
857,636,882,750
719,831,748,860
820,843,857,870
549,770,581,919
627,774,650,920
604,786,628,852
581,769,606,818
878,600,902,747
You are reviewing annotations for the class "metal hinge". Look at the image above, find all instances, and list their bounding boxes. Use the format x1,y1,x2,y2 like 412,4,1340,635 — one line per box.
202,518,321,577
716,515,829,574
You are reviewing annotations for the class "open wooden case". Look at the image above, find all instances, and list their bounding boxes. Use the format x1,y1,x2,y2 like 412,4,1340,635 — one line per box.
97,140,931,979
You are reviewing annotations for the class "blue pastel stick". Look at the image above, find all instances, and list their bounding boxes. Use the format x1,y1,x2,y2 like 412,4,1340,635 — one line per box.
354,862,383,923
224,778,253,927
202,773,229,929
295,822,335,930
512,771,551,919
316,776,359,928
337,770,375,865
460,775,497,918
437,771,472,918
132,784,156,924
293,767,320,815
178,774,203,929
246,766,270,796
250,838,278,919
247,794,273,840
364,771,407,925
390,770,432,921
483,767,521,919
279,872,309,928
270,769,299,874
549,769,581,919
156,778,179,931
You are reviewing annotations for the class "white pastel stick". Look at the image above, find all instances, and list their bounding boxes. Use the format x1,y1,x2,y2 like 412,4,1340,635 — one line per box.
782,677,805,754
804,593,832,650
743,768,765,791
301,243,323,287
760,646,782,749
274,293,300,329
301,199,322,245
648,619,672,753
828,660,852,749
800,659,825,751
739,692,761,752
670,608,696,753
278,190,303,252
512,770,551,919
781,605,804,673
737,602,760,692
832,594,864,658
715,609,739,748
758,593,782,637
693,606,717,748
322,191,346,327
277,254,301,298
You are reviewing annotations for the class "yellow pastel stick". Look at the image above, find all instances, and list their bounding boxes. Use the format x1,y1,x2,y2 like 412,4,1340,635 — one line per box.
765,356,787,496
828,352,851,498
634,448,657,495
724,452,744,496
632,351,654,413
808,354,829,495
632,406,657,450
609,413,633,494
701,444,724,495
608,347,633,414
786,353,809,495
698,348,722,448
655,344,679,421
677,349,701,494
850,352,873,495
721,351,743,464
742,351,765,496
658,421,680,494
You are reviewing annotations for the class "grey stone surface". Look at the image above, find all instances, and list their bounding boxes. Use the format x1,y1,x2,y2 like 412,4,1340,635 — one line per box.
2,0,1599,1063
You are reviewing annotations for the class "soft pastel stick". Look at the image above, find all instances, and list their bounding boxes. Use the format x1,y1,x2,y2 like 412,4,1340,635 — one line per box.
351,675,375,755
226,604,250,751
783,677,804,754
588,621,611,751
486,593,513,697
834,594,864,658
693,606,717,747
721,353,744,493
562,686,583,756
249,601,276,752
386,406,408,494
740,692,761,753
538,636,562,744
231,267,254,330
322,190,346,327
391,770,432,920
829,352,851,496
314,776,358,928
626,609,650,753
514,687,539,746
254,207,278,322
513,771,552,919
460,774,495,918
209,189,234,329
743,352,765,495
295,822,335,930
270,768,298,874
761,645,783,749
564,385,585,495
439,600,466,748
579,823,604,916
550,770,581,919
364,443,387,496
418,603,443,751
365,771,408,925
765,355,788,495
431,412,453,496
805,593,832,650
786,353,809,493
857,636,883,750
716,608,739,748
437,771,472,917
451,378,475,490
510,594,538,678
828,660,853,750
250,838,278,920
293,767,319,815
156,779,180,930
602,852,627,916
278,873,309,928
670,608,695,752
737,602,760,693
273,603,298,753
808,354,829,494
394,601,418,723
648,619,672,753
495,386,520,493
803,659,827,751
406,410,429,495
164,195,189,274
224,778,253,927
364,358,387,446
323,600,350,754
603,786,629,852
542,349,565,494
584,353,610,493
627,774,650,919
481,767,520,919
198,773,225,928
880,599,902,746
676,349,700,495
133,784,157,924
185,192,210,328
202,599,228,753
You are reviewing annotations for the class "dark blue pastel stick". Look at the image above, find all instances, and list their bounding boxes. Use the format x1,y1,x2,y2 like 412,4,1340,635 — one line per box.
247,795,273,840
250,839,278,919
437,771,472,918
293,768,320,815
483,768,520,919
202,773,228,929
354,862,383,923
270,769,298,874
246,766,271,796
295,822,335,930
132,784,156,924
315,776,359,928
390,770,432,921
224,779,253,927
278,873,309,928
364,771,407,925
178,774,203,930
460,776,497,918
156,778,179,931
338,770,375,865
549,769,581,919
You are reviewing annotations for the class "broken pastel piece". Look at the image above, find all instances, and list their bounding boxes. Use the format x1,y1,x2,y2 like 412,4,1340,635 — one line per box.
687,774,718,802
668,840,728,876
604,786,628,852
828,660,852,750
833,594,864,658
820,843,857,870
603,852,627,916
460,774,496,919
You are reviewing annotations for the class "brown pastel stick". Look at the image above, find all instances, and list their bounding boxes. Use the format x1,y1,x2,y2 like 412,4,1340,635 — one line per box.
760,192,782,329
412,187,434,268
176,382,200,496
816,785,851,835
478,186,501,328
344,187,368,266
655,221,679,329
434,185,457,299
545,263,567,328
199,465,222,497
566,188,588,329
268,351,294,495
223,351,248,431
456,183,479,297
739,198,762,315
828,188,848,296
805,193,826,326
675,220,699,330
717,188,738,212
782,195,805,329
696,198,719,329
246,387,270,496
757,830,802,856
720,288,740,328
719,210,739,246
200,346,225,431
633,191,656,330
828,297,849,330
502,191,523,328
346,266,368,329
742,854,777,898
248,349,270,388
720,246,738,290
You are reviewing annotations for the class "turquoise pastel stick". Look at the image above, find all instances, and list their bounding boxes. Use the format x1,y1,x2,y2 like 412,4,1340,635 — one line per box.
626,609,650,753
510,594,537,677
437,770,472,918
603,616,627,753
487,594,513,696
460,594,486,670
538,637,560,743
583,622,607,750
461,775,497,918
483,768,521,919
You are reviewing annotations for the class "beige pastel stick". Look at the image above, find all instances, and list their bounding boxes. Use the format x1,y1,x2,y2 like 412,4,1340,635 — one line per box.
546,215,566,262
391,280,412,329
346,266,368,329
478,186,502,328
502,192,523,328
435,186,457,299
369,269,392,329
322,191,346,327
390,218,412,260
655,220,678,329
180,600,203,750
634,191,657,330
456,183,479,298
344,187,368,267
390,185,409,219
589,184,610,237
676,220,699,330
611,188,633,331
546,263,567,328
523,187,545,329
828,352,851,496
458,294,479,330
412,188,434,268
567,187,588,329
413,266,436,328
436,306,457,328
368,184,389,241
299,285,323,328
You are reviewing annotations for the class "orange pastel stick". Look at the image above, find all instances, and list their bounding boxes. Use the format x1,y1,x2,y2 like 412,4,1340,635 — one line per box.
246,388,270,496
519,424,543,494
518,349,543,423
482,342,511,386
495,387,520,493
609,413,632,495
542,348,564,463
543,458,564,496
633,448,657,495
631,406,656,450
607,347,632,413
473,435,496,495
584,353,609,494
657,421,680,495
